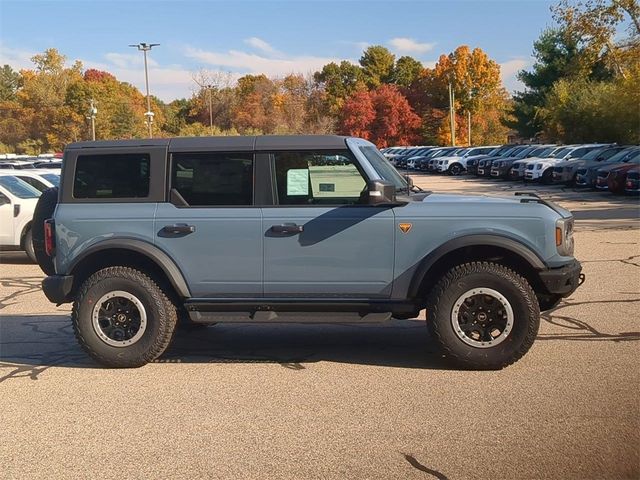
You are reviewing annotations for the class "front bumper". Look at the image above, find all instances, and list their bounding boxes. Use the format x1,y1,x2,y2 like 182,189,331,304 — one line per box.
539,260,583,297
42,275,74,304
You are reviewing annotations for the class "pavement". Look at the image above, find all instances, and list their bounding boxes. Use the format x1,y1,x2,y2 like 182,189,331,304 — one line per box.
1,175,639,480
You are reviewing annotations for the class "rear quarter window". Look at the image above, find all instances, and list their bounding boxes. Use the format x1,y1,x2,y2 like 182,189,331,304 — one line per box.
73,154,150,199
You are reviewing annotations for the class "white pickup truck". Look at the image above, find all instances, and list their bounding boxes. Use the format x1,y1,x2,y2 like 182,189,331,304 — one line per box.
0,175,42,262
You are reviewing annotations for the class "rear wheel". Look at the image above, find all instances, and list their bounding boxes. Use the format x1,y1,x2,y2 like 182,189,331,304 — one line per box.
426,262,540,370
72,267,177,367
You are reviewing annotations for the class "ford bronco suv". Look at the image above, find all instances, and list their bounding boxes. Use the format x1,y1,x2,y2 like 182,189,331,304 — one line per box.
35,135,583,369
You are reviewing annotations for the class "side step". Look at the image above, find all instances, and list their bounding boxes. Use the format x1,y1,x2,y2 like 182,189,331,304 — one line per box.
188,311,392,324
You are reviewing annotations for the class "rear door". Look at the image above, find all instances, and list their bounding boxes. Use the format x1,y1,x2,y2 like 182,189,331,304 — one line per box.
262,149,395,297
155,148,262,298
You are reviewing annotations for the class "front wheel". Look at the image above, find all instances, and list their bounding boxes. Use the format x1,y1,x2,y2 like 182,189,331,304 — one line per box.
426,262,540,370
72,267,177,367
448,163,463,176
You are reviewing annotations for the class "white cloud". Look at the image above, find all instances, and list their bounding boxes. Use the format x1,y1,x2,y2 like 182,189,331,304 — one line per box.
500,58,530,92
388,38,435,54
184,45,339,78
244,37,279,55
0,44,39,69
104,52,158,69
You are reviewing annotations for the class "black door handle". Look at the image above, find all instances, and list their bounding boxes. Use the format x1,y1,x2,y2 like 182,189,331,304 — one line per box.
162,224,196,235
270,224,303,234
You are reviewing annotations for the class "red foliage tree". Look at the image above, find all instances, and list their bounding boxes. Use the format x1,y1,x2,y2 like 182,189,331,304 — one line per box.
339,84,420,147
83,69,116,83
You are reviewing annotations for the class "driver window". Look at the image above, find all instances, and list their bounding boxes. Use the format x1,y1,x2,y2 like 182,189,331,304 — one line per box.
273,151,367,205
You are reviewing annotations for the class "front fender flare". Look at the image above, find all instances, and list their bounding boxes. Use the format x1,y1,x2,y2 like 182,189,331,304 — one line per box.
407,234,546,299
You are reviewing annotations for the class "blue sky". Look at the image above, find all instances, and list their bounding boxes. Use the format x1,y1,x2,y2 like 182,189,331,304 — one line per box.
0,0,557,101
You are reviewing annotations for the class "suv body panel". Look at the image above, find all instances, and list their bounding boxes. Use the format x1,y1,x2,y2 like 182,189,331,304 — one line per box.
44,135,582,312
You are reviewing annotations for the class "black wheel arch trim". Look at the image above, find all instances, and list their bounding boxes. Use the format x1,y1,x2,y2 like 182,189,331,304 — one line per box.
67,238,191,298
407,234,547,299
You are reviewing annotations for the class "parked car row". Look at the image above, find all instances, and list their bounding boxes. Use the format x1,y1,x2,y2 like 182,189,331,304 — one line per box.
0,169,61,262
381,144,640,194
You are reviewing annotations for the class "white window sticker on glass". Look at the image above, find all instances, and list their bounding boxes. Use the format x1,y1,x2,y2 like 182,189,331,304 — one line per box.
287,169,309,195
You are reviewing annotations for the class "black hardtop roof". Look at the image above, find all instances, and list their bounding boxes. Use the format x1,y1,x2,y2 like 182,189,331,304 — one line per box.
66,135,352,152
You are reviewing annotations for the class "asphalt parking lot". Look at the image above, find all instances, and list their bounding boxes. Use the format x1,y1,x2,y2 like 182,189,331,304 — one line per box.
1,175,639,480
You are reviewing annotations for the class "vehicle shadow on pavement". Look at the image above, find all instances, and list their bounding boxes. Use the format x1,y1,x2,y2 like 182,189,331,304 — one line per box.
0,315,456,381
538,299,640,342
0,252,35,265
160,320,450,369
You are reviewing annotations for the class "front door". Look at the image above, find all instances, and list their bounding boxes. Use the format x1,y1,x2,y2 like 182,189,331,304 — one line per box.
262,150,395,297
0,191,14,245
155,151,262,298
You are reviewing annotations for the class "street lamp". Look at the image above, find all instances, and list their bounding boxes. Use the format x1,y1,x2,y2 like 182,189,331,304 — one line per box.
206,84,214,136
86,99,97,141
129,42,159,138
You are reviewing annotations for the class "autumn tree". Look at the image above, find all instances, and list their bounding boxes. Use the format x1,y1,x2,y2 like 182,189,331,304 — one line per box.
393,56,424,87
359,46,396,88
313,61,365,114
407,45,510,145
339,84,420,147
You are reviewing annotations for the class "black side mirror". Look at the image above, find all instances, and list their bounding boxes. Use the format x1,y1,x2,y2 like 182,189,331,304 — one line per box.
367,180,396,205
0,195,10,206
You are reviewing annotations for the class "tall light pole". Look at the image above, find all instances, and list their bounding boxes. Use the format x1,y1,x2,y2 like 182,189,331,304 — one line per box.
448,81,456,146
87,99,97,141
129,42,159,138
207,84,214,136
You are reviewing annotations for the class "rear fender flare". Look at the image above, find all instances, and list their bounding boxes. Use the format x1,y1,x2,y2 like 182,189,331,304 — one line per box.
68,238,191,298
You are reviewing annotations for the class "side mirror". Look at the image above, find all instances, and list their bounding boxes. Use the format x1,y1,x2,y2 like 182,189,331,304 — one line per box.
367,180,396,205
403,174,414,188
0,195,10,206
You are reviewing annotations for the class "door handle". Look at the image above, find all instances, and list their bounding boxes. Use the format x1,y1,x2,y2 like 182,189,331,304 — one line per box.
162,224,196,235
270,223,303,234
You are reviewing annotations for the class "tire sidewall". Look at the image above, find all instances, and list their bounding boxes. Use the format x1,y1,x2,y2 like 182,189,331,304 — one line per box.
75,275,168,365
24,228,36,262
430,267,538,367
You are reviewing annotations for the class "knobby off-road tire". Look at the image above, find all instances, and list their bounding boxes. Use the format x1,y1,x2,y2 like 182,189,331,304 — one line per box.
72,267,178,368
426,262,540,370
32,186,58,275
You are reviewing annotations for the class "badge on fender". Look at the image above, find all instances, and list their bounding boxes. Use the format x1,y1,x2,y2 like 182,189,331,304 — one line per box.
398,223,412,234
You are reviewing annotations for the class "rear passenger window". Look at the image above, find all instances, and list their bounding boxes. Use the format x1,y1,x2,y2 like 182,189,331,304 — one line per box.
74,154,150,198
171,152,253,206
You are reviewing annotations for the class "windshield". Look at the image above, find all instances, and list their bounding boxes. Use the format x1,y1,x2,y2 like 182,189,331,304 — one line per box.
359,146,407,190
0,175,41,198
516,146,537,158
605,147,640,163
549,147,570,158
40,173,60,186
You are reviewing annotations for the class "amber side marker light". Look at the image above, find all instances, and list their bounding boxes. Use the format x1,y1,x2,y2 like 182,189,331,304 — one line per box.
555,227,563,246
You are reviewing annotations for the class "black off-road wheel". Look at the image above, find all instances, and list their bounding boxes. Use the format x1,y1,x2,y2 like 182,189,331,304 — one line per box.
32,186,58,275
72,267,178,368
425,262,540,370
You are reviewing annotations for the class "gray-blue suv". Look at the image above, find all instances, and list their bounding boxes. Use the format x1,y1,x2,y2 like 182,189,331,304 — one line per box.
36,135,583,369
